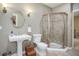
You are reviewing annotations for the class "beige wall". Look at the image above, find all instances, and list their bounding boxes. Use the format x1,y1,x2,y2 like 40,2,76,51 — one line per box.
0,3,51,55
74,16,79,32
52,3,72,47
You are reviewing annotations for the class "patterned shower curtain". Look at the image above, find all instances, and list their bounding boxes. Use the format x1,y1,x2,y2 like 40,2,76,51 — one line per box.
40,13,67,48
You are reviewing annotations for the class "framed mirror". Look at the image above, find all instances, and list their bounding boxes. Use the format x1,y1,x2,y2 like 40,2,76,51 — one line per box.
11,12,25,28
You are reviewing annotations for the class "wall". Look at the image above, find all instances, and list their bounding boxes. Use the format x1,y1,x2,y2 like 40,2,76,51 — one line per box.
0,3,51,55
52,3,72,47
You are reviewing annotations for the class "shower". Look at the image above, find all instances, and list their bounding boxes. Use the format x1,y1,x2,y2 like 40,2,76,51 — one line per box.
40,12,68,48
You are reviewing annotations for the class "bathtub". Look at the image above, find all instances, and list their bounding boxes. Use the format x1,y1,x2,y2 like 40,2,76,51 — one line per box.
48,43,63,48
46,43,69,56
35,42,69,56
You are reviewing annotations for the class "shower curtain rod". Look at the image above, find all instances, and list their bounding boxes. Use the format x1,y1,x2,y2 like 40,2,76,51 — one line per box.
43,12,68,16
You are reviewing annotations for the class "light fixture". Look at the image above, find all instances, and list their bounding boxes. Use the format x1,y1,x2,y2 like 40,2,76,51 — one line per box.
27,9,32,17
27,9,32,34
2,3,7,13
2,3,7,7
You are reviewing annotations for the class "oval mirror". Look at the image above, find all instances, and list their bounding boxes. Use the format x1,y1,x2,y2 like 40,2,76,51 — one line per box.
11,12,25,28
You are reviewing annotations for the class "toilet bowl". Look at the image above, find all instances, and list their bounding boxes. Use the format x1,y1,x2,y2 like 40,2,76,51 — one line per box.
37,42,47,52
33,34,47,52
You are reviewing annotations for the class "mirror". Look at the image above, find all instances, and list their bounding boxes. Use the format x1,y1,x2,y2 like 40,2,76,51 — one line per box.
11,12,25,28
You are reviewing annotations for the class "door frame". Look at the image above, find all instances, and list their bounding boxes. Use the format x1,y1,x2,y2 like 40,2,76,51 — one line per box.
72,9,79,48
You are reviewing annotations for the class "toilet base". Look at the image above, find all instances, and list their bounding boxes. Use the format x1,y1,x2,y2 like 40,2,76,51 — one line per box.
35,48,46,56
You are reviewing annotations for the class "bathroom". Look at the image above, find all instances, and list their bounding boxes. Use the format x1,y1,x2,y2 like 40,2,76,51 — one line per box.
0,3,79,56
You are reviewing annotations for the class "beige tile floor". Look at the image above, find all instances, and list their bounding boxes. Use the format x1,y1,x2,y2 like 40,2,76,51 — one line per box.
64,38,79,56
65,48,79,56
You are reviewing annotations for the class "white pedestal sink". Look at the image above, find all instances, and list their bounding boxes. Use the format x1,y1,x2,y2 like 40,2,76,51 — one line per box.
9,34,31,56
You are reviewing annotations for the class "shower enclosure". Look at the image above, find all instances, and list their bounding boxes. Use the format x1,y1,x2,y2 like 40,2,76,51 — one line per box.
40,12,68,48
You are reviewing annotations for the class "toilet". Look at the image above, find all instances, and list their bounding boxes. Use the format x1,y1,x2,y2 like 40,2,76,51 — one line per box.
33,34,47,52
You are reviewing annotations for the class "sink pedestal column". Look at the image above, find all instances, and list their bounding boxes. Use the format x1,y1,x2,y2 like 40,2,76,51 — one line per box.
17,41,23,56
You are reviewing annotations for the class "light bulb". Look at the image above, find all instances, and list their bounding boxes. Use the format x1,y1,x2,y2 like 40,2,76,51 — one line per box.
27,9,32,13
2,3,7,8
27,9,32,17
2,3,7,13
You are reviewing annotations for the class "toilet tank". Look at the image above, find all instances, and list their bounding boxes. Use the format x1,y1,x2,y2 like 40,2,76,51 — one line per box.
33,34,41,43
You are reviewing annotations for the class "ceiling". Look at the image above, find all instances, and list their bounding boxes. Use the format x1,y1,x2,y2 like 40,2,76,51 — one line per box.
1,3,64,9
43,3,64,8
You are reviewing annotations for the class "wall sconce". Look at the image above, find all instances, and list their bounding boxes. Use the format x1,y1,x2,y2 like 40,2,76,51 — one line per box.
2,3,7,13
27,9,32,17
27,9,32,34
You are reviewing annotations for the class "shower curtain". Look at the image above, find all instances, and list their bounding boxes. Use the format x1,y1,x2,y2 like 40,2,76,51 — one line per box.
40,13,67,48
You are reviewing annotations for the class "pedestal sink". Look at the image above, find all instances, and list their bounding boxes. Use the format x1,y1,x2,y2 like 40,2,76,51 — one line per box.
9,34,31,56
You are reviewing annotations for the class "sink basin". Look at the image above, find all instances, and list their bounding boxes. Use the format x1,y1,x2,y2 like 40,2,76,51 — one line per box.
9,34,32,56
9,34,31,42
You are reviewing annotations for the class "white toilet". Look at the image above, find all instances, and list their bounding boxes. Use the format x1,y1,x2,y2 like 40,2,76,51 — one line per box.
33,34,47,52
